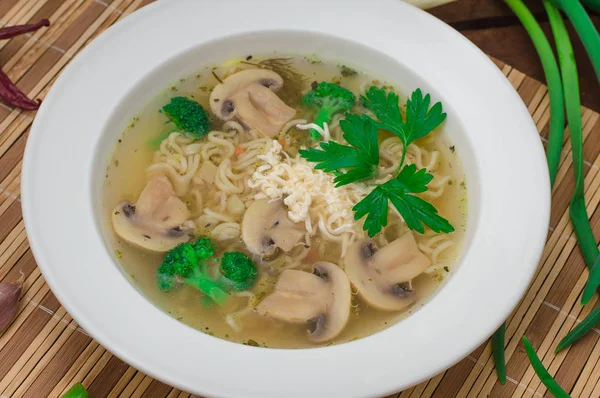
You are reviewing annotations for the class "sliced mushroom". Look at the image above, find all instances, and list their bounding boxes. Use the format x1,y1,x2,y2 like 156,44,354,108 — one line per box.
345,232,431,311
209,69,296,137
112,175,192,252
241,199,304,257
256,261,351,343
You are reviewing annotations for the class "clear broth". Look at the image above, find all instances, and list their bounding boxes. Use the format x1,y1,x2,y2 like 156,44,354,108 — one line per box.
102,55,467,348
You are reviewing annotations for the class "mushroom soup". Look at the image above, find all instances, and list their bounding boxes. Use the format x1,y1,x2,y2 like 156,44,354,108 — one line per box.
103,55,467,348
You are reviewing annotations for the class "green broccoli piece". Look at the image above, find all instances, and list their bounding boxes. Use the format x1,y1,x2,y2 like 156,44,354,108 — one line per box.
182,266,229,304
219,252,258,291
156,240,228,305
147,124,179,150
301,82,356,140
192,237,216,259
161,96,212,139
156,243,197,291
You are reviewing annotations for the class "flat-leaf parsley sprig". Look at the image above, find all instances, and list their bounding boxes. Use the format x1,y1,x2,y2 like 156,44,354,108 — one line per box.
353,164,455,237
361,87,447,168
299,114,379,187
299,84,454,238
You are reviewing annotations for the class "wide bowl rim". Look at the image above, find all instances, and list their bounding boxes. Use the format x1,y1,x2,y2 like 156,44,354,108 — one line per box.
21,0,550,397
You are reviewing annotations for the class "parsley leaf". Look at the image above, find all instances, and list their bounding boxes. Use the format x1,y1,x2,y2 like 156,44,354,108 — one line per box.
299,85,453,238
352,187,389,238
353,164,454,237
361,87,446,166
299,113,379,187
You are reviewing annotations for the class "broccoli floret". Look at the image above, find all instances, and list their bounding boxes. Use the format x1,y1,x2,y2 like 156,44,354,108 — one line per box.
219,252,258,291
161,96,212,140
301,82,356,140
156,243,197,291
193,237,216,259
147,124,178,150
156,240,228,305
182,266,229,305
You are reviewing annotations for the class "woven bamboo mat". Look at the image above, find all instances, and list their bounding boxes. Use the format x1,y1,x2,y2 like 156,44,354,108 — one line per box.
0,0,599,397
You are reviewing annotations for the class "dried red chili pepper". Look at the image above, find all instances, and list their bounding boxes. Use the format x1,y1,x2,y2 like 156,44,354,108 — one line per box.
0,19,50,111
0,68,41,110
0,19,49,40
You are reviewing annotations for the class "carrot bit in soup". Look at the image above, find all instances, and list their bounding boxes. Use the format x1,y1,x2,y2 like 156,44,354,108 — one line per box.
234,147,244,156
305,248,319,263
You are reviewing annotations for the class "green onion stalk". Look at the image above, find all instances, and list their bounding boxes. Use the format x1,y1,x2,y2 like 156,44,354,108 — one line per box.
491,322,506,384
504,0,565,186
492,0,568,382
523,337,570,397
556,306,600,352
549,0,600,84
544,0,600,304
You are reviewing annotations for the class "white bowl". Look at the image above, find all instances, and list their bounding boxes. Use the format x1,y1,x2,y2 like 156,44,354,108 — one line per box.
21,0,550,397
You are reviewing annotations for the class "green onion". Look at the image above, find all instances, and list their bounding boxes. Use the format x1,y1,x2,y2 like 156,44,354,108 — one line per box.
491,323,506,384
498,1,568,382
556,306,600,352
550,0,600,84
504,0,564,186
544,1,600,292
523,337,570,397
582,253,600,304
61,383,89,398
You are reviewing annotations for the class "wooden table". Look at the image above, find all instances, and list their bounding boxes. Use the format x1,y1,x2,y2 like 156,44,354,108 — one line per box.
0,1,599,397
431,0,600,113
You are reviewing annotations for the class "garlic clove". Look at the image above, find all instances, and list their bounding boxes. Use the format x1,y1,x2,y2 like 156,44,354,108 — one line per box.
0,272,24,333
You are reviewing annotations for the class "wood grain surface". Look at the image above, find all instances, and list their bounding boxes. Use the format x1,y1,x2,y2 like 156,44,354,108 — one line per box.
430,0,600,113
0,1,599,397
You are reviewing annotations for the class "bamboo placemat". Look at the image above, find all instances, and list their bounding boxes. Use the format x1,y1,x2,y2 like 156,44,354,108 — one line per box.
0,1,599,397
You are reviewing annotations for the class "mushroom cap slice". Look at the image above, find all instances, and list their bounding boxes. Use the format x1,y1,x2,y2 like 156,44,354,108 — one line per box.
210,69,285,116
111,175,192,252
209,69,296,137
345,232,431,311
256,261,351,343
241,199,304,257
